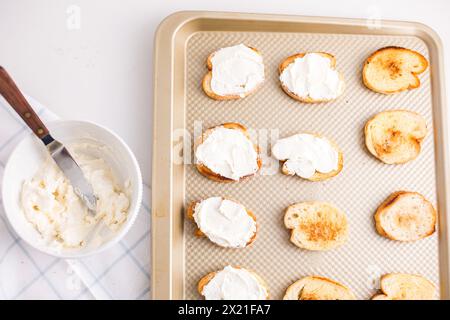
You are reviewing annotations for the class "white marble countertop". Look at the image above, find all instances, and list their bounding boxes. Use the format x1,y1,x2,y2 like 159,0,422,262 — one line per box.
1,0,449,184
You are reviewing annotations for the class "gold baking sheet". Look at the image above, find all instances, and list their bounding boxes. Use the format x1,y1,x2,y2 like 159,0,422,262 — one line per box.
152,11,450,300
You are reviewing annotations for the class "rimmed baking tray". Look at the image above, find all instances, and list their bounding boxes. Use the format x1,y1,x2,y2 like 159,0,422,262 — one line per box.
152,11,449,300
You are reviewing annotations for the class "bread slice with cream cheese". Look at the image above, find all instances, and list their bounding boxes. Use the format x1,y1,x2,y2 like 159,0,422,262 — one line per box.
365,110,427,164
186,197,257,248
195,122,261,182
279,52,344,103
374,191,436,241
371,273,436,300
363,46,428,94
198,266,269,300
284,201,348,251
272,132,343,181
202,44,265,100
283,276,355,300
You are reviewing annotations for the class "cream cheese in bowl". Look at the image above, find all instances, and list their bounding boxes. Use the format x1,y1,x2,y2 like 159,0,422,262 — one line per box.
2,120,142,258
21,143,131,249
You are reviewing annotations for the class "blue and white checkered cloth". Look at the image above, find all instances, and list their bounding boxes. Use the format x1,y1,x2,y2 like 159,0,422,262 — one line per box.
0,96,151,300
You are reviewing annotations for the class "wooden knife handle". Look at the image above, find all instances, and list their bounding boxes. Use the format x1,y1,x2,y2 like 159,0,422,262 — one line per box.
0,66,49,139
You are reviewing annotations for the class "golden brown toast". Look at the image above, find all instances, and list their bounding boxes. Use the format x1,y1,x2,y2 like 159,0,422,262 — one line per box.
363,46,428,94
371,273,436,300
374,191,436,241
365,110,427,164
371,294,392,300
284,201,348,251
283,276,355,300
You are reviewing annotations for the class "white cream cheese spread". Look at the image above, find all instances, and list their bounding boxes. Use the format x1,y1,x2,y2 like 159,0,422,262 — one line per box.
279,53,343,100
193,197,256,248
210,44,265,97
272,133,339,179
21,143,130,249
195,126,259,181
202,266,267,300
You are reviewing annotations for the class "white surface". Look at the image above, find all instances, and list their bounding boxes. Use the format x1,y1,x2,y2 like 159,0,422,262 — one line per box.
0,0,449,184
2,120,142,258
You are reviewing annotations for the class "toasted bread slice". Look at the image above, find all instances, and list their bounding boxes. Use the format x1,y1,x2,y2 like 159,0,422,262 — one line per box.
202,46,264,100
198,266,269,300
283,276,355,300
284,202,348,251
186,199,257,247
195,122,262,182
279,52,344,103
363,46,428,94
197,271,217,296
374,191,436,241
371,294,391,300
365,110,427,164
372,273,436,300
277,133,344,181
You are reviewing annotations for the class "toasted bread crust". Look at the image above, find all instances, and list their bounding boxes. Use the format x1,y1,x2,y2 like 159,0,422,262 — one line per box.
278,52,344,103
186,199,258,247
363,46,428,94
378,273,436,300
195,122,262,182
197,271,217,296
374,191,405,239
283,276,355,300
202,46,263,100
374,191,436,241
278,132,344,181
364,110,427,164
284,201,348,251
197,266,269,299
371,293,391,300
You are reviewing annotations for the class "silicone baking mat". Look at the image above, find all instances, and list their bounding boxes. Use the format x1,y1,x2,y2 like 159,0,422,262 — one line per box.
183,30,437,300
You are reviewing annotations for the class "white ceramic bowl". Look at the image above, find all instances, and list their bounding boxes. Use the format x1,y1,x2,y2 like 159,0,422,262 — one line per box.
2,120,142,258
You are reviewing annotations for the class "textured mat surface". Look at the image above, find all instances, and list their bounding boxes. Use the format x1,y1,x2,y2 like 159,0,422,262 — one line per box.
184,31,437,300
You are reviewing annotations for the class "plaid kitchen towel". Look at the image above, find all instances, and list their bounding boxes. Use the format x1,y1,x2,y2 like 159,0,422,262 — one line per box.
0,96,151,300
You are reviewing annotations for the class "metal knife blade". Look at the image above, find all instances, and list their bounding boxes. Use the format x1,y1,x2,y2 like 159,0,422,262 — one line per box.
0,67,97,214
44,135,97,212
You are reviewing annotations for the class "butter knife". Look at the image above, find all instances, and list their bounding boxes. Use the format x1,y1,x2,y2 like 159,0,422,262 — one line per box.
0,66,97,212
